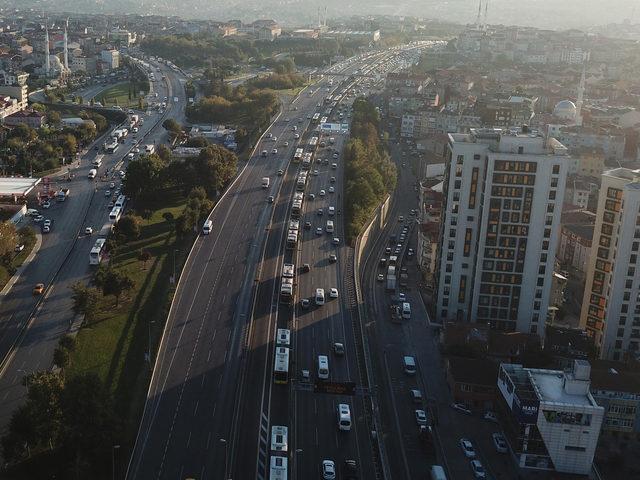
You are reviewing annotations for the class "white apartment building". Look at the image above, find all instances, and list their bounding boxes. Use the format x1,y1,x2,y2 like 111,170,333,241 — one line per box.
497,360,604,475
435,128,569,337
580,168,640,360
100,49,120,70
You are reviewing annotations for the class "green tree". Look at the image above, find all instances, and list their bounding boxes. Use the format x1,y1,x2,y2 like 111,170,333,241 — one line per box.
156,144,171,161
53,346,70,369
162,118,182,137
71,282,100,323
0,221,18,259
122,154,165,200
101,270,135,306
138,250,151,269
116,214,142,242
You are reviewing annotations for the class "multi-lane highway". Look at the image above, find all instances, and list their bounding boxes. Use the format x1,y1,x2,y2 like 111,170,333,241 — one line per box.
125,46,415,480
0,58,187,431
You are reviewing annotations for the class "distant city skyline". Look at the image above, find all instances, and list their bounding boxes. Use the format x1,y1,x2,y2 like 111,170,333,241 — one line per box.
3,0,640,30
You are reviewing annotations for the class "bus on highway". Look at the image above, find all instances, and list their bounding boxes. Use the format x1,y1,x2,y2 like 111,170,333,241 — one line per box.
115,195,126,209
307,136,318,153
105,141,119,154
109,206,122,223
89,238,107,265
296,171,308,191
273,347,290,384
291,192,304,218
92,154,104,168
286,221,299,250
269,456,287,480
293,148,303,163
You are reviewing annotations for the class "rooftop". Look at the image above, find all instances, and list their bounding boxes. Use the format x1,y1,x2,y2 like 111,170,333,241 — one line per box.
0,177,41,197
450,128,568,156
529,370,592,406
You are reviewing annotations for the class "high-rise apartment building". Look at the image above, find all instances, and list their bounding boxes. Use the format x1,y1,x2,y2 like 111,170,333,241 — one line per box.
436,128,569,337
580,168,640,360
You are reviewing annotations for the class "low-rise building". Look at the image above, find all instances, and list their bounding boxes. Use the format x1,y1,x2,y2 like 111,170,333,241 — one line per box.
100,49,119,70
446,356,499,410
497,360,604,475
590,361,640,436
3,109,46,128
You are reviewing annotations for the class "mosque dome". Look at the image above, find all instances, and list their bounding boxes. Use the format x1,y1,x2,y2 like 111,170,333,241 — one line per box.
553,100,577,121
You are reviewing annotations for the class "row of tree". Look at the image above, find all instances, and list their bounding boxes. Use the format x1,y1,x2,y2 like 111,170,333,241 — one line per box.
343,98,397,242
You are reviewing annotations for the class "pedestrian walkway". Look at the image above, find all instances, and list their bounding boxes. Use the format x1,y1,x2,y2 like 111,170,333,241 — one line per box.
0,232,42,300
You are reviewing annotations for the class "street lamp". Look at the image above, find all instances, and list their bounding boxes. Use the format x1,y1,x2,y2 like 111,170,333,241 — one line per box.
147,320,156,364
295,449,303,480
219,438,228,479
112,444,121,480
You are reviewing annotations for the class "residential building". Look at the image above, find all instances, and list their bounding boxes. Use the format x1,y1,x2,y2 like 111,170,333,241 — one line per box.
590,361,640,436
497,361,604,475
257,25,281,41
100,49,119,70
0,69,28,110
557,210,595,276
436,128,570,339
3,109,46,128
564,175,597,209
580,168,640,360
446,356,499,410
549,125,626,162
0,96,20,120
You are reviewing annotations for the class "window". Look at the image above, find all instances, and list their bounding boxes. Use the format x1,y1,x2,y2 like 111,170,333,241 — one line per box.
552,165,560,174
456,155,464,164
565,446,586,452
549,190,556,200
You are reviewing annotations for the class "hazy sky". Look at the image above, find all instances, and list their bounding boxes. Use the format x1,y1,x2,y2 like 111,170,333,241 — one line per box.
9,0,640,29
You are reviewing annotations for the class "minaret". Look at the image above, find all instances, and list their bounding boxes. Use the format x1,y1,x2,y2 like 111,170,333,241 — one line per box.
475,0,483,28
63,19,69,71
44,24,50,76
575,63,586,126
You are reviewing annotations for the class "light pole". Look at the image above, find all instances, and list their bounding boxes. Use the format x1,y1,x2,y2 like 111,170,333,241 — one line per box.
219,438,228,479
171,249,180,284
147,320,156,364
295,448,303,480
112,444,120,480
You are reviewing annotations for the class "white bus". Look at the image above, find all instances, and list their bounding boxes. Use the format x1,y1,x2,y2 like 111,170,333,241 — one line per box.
115,195,126,209
269,456,287,480
109,206,122,223
293,148,304,163
92,155,104,168
274,347,290,384
89,238,107,265
315,288,325,306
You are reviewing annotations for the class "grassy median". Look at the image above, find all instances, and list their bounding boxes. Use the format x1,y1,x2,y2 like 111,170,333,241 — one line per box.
94,81,148,108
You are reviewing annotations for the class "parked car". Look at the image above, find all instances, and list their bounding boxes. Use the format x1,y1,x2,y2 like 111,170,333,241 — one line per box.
451,403,472,415
470,459,486,479
14,244,24,253
492,432,508,453
415,410,427,426
459,438,476,458
333,343,345,356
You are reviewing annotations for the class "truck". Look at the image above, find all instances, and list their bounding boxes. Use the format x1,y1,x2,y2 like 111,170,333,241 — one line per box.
56,188,70,202
262,177,270,189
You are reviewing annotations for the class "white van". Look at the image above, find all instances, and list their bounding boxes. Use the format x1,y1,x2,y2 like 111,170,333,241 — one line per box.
262,177,270,189
403,356,416,375
88,169,97,179
326,220,334,233
430,465,447,480
402,302,411,319
337,403,352,431
202,219,213,235
276,328,291,347
317,355,329,379
315,288,325,306
328,206,335,216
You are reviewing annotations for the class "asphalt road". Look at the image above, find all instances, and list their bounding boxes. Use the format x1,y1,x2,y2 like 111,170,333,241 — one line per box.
0,60,186,434
126,48,407,480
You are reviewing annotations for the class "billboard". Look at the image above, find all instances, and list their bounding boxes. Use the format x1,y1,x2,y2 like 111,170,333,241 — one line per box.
314,380,356,396
513,393,540,424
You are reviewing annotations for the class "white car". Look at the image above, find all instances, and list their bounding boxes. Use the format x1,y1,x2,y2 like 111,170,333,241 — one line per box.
316,227,323,235
328,186,335,193
470,459,486,479
319,189,326,196
294,133,300,139
415,409,427,426
322,460,336,480
271,148,278,154
283,141,289,147
85,227,93,235
277,169,284,176
460,438,476,458
41,201,51,209
331,163,338,170
377,273,384,282
330,288,339,298
484,411,498,423
492,432,508,453
332,237,340,245
313,169,319,176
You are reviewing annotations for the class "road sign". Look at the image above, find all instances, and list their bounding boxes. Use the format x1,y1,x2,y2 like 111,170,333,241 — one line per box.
314,380,356,396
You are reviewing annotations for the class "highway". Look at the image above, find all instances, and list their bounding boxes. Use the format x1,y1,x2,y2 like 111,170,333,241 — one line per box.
0,59,187,433
126,47,409,480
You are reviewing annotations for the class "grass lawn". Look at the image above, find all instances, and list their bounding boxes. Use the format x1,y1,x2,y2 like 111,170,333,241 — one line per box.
94,82,148,108
67,192,193,440
0,227,37,292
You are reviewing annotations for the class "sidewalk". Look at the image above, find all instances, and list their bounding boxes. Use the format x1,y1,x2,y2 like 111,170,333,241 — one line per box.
0,232,42,299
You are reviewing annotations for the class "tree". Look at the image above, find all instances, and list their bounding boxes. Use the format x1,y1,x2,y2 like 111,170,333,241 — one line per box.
53,346,70,369
0,221,17,259
156,144,171,161
116,214,142,242
71,282,100,323
101,270,134,306
162,118,182,136
122,154,165,200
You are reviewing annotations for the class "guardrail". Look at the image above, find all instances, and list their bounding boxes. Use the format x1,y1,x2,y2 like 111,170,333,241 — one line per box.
352,194,391,479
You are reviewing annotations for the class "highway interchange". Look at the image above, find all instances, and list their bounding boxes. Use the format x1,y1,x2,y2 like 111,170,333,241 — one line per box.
0,58,187,433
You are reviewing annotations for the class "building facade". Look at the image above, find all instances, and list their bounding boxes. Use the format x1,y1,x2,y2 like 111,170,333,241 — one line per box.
497,361,604,475
580,168,640,360
435,128,569,338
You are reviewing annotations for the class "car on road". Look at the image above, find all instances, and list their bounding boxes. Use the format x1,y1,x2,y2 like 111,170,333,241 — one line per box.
110,182,116,188
304,221,312,230
324,158,329,165
302,263,311,273
301,298,310,309
294,133,300,139
328,186,335,193
451,403,472,415
15,244,24,253
459,438,476,458
313,169,319,176
385,247,392,254
277,169,283,176
397,292,406,303
330,176,336,183
331,163,338,170
333,343,345,356
329,254,337,263
322,460,336,480
42,224,51,233
43,219,51,228
33,215,44,223
105,190,111,197
283,141,289,147
108,201,115,209
33,283,45,295
267,195,274,203
492,432,508,453
343,460,358,480
415,409,427,426
271,148,278,154
329,288,339,298
261,150,268,157
42,201,51,209
317,208,323,216
377,273,384,282
410,389,423,404
333,153,339,158
408,248,414,257
319,189,326,196
316,227,323,235
332,237,340,245
484,411,498,423
398,215,404,222
470,459,486,479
